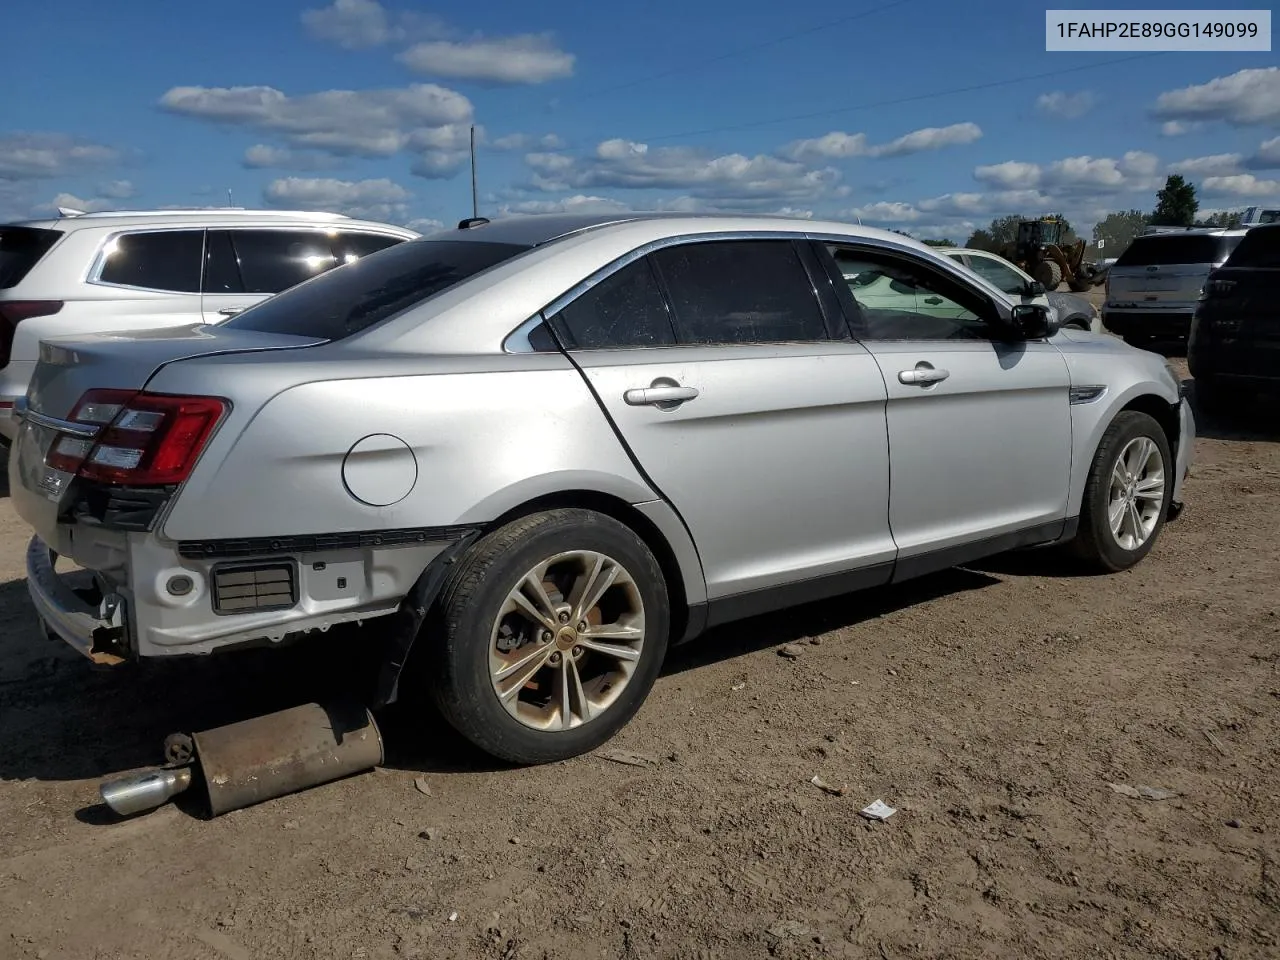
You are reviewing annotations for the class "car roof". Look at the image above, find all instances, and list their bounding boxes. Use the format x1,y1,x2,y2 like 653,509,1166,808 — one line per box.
420,211,932,250
6,208,416,234
1136,227,1249,238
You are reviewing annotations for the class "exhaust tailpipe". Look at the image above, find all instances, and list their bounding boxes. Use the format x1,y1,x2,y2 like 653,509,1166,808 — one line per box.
98,701,383,818
100,766,193,817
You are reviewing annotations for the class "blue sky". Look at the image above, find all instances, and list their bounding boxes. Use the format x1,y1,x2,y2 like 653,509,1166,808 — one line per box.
2,0,1277,238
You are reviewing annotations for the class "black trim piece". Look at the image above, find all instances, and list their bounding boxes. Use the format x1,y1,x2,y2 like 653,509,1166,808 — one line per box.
68,482,178,532
705,561,894,629
373,530,483,707
795,238,853,341
178,524,478,560
892,519,1068,583
210,560,298,616
1167,500,1185,523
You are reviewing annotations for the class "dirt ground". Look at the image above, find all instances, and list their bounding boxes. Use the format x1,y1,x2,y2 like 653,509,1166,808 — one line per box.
1,353,1278,960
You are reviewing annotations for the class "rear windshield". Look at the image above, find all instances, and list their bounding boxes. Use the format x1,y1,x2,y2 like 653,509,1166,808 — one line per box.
0,226,62,289
1116,234,1242,267
222,239,530,340
1223,227,1280,269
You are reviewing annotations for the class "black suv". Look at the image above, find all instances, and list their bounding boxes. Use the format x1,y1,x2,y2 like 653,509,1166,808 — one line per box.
1188,224,1280,413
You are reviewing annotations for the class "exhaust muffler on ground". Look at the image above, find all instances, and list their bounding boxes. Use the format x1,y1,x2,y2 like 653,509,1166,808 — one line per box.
99,701,384,818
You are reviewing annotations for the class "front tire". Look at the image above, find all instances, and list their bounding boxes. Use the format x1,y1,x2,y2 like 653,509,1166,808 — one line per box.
1070,411,1173,573
427,509,670,764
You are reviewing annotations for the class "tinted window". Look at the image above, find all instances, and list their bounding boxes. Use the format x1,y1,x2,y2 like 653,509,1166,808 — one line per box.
0,227,62,289
230,230,338,293
223,239,529,341
550,258,675,349
1223,226,1280,268
203,230,243,293
1116,234,1242,267
333,232,405,263
653,240,826,344
98,230,203,292
827,245,995,341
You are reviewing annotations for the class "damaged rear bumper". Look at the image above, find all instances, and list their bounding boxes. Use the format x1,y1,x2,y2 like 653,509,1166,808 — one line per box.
25,535,129,665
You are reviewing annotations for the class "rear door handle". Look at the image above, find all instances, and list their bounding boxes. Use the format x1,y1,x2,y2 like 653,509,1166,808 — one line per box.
623,385,699,407
898,364,950,386
216,307,245,317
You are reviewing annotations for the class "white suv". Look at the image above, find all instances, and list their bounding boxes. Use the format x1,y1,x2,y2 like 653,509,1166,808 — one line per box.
0,209,418,441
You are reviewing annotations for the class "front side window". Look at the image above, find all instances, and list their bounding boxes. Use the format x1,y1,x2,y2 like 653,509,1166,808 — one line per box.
223,239,529,341
652,240,828,344
826,244,997,341
548,257,676,349
98,230,203,292
229,230,338,293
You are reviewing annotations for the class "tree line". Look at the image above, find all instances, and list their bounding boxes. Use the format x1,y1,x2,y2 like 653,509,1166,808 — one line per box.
889,175,1240,259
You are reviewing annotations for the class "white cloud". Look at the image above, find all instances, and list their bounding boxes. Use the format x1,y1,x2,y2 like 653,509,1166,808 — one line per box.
40,191,119,214
1160,121,1196,137
498,194,633,216
397,34,574,85
1036,91,1094,120
160,83,473,162
1250,137,1280,169
0,132,122,180
404,216,444,232
97,179,134,199
263,176,413,221
974,152,1160,193
782,122,981,162
492,132,565,151
301,0,397,48
524,138,843,206
1201,174,1280,199
242,144,341,170
846,200,924,223
1154,67,1280,126
1168,153,1243,178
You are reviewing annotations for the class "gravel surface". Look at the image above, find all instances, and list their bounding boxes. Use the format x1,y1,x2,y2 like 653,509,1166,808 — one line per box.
1,360,1277,960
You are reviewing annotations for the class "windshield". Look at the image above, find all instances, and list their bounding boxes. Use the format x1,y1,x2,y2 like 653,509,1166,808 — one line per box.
0,226,62,289
1116,234,1242,267
223,239,531,340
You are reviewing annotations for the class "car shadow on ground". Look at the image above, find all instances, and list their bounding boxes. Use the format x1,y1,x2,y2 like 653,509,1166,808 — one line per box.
0,567,1004,791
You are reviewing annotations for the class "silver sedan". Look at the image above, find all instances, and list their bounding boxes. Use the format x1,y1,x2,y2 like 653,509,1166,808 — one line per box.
10,213,1194,764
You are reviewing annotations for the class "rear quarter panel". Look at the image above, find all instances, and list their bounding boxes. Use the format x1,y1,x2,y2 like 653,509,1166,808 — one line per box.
149,348,708,605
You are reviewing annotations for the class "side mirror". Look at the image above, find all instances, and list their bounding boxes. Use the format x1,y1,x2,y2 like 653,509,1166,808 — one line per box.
1009,303,1060,340
1022,280,1046,297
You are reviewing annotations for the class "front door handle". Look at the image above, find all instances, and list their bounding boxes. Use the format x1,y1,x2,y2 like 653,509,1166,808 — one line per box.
623,385,699,407
216,307,245,317
898,363,950,386
923,296,944,305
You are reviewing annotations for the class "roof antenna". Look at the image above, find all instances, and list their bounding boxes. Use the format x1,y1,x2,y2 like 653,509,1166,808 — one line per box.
227,188,234,207
469,124,479,219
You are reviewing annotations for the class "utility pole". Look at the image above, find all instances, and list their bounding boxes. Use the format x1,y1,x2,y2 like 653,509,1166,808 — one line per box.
470,125,478,219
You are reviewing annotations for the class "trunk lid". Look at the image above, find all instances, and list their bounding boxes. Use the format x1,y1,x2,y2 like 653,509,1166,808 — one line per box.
11,324,322,545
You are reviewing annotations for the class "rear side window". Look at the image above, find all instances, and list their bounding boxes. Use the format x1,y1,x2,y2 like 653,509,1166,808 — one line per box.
1116,234,1242,267
1223,227,1280,268
228,230,338,293
223,239,529,341
0,227,62,289
652,240,827,344
98,230,203,292
549,257,676,349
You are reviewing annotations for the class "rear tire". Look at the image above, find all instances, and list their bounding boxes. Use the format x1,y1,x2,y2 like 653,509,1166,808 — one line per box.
426,509,670,765
1070,411,1172,573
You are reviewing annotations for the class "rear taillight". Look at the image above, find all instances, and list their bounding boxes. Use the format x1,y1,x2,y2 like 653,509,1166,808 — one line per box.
46,389,227,485
0,300,64,324
1200,279,1237,300
0,300,62,367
